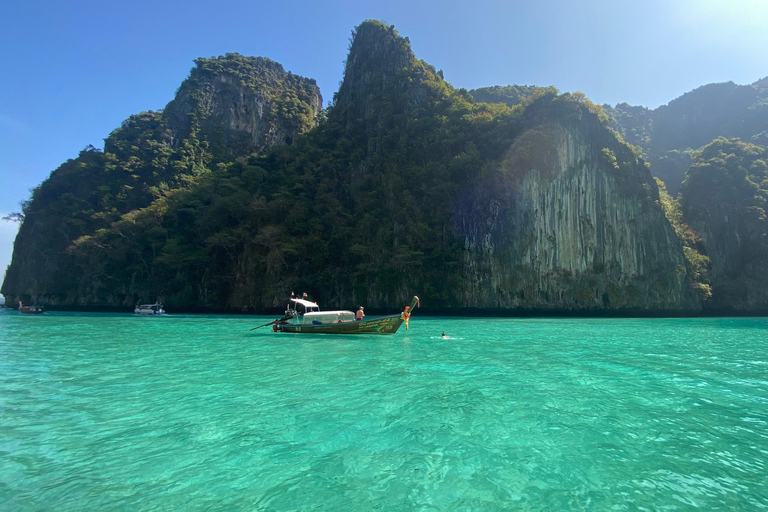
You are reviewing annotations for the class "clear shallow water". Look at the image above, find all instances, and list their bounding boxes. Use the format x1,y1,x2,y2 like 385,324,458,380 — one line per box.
1,310,767,511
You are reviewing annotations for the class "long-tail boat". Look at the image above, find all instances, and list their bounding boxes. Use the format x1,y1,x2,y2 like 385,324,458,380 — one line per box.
18,301,45,314
265,295,420,334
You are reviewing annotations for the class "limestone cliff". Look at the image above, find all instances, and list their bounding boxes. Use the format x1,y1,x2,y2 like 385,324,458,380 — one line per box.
456,100,701,311
679,138,768,311
1,56,323,308
329,21,450,185
163,53,322,160
0,22,713,313
605,79,768,196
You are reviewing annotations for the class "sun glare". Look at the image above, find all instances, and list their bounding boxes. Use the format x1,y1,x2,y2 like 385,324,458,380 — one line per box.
676,0,768,39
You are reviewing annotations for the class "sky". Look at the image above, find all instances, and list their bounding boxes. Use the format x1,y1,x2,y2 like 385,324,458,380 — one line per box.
2,0,768,298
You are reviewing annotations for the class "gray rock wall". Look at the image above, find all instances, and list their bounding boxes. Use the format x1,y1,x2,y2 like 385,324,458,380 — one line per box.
457,118,701,311
163,57,323,159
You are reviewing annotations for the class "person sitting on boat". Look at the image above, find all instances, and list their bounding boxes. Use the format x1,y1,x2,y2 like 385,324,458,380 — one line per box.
356,306,365,321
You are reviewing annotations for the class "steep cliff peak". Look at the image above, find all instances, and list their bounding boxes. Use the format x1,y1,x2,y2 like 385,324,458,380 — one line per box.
162,52,322,161
337,20,416,95
753,76,768,93
331,20,448,120
186,53,316,96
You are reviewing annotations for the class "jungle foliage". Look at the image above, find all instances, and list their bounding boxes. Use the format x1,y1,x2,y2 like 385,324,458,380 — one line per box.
606,79,768,195
678,137,768,308
4,21,536,309
5,19,742,311
469,85,553,108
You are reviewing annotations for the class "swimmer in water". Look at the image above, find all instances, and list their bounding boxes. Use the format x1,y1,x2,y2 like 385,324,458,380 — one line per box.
441,332,448,339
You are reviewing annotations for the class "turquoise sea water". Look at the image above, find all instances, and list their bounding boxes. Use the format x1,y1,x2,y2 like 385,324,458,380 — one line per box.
1,310,766,511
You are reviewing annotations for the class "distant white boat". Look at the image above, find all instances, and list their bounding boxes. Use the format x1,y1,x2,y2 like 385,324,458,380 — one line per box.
134,304,166,316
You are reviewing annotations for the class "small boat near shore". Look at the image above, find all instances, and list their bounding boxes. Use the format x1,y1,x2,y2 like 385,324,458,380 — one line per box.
134,303,166,316
261,295,419,334
18,301,45,314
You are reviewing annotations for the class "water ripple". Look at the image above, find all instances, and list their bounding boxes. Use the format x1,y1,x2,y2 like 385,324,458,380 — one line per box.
1,312,767,509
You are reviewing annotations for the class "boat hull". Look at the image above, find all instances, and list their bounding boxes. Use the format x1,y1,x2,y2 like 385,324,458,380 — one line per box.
134,304,165,316
19,306,45,314
274,314,405,334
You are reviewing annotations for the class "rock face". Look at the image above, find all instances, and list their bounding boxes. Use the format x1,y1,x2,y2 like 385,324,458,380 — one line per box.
679,138,768,311
456,108,701,311
329,21,447,184
0,23,711,313
163,54,323,160
687,205,768,311
605,79,768,196
1,55,323,308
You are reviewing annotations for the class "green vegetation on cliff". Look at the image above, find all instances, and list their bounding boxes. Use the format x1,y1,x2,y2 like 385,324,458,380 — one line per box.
469,85,553,108
2,53,321,308
655,178,711,300
2,20,708,312
163,53,322,163
606,79,768,195
65,20,534,309
678,137,768,309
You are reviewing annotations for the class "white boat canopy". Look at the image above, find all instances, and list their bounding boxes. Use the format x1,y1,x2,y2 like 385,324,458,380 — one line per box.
290,298,319,309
